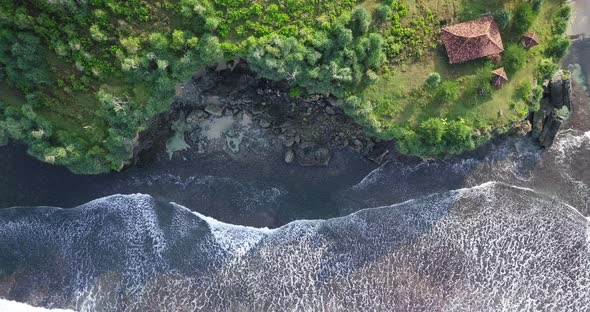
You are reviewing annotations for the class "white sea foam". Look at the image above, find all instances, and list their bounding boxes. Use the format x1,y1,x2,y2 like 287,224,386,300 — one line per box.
172,203,274,256
552,130,590,165
0,299,75,312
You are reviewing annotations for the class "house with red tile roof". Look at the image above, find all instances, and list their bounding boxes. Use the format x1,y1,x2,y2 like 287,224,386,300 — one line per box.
442,16,505,64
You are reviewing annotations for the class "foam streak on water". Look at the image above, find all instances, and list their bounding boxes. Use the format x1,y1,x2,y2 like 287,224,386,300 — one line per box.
0,299,76,312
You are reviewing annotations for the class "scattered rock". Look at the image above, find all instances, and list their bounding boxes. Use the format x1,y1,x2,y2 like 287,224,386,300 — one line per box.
204,95,223,106
215,61,228,72
306,95,320,102
186,110,206,126
284,137,295,147
204,102,224,117
259,119,271,128
284,149,295,163
368,146,390,164
296,145,331,166
325,106,336,115
327,97,339,107
250,104,264,115
512,120,532,137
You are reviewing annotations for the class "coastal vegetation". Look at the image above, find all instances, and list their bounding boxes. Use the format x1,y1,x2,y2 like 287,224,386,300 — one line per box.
0,0,571,173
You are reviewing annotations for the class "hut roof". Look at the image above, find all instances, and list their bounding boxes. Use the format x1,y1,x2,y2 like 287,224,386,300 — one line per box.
521,32,539,49
442,16,505,64
492,67,508,81
492,67,508,88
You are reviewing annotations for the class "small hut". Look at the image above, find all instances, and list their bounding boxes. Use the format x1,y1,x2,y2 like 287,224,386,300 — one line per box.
492,67,508,89
521,32,539,50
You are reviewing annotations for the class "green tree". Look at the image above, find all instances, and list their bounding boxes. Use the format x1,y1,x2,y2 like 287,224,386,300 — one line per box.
493,9,511,30
544,36,570,59
504,44,527,75
536,58,559,80
89,24,108,42
171,30,186,51
512,3,535,35
0,32,50,91
349,7,371,36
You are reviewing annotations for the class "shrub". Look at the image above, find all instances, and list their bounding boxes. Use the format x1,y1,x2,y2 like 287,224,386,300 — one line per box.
493,9,511,30
503,44,527,75
544,36,570,59
531,0,543,12
512,3,535,35
514,82,543,111
536,58,559,80
374,5,392,25
419,118,446,145
397,118,476,157
464,65,494,105
435,81,460,103
425,72,441,89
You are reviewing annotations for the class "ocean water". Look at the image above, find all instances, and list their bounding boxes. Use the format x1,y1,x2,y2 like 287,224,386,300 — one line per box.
0,183,588,311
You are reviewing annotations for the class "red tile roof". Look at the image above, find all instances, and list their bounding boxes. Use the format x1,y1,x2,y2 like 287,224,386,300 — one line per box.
521,32,539,49
442,16,505,64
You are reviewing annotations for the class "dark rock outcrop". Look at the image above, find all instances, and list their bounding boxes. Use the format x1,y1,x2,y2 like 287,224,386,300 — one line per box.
548,71,573,110
528,70,573,149
538,109,563,148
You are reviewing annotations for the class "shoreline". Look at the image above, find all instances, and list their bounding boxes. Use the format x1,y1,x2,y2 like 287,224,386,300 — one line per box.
129,61,574,171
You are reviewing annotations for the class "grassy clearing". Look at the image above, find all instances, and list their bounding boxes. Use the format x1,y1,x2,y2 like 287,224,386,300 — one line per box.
351,0,566,157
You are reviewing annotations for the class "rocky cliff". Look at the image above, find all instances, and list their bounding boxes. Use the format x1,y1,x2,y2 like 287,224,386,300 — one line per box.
530,70,573,148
